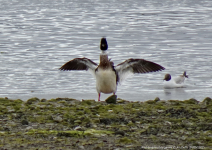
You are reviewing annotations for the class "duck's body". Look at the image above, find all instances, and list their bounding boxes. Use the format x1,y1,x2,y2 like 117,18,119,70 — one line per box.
96,68,117,92
60,38,165,101
95,53,117,96
163,71,188,89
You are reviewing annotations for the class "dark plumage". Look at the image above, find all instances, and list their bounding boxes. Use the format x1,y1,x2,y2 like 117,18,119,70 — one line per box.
60,58,97,71
100,38,108,51
116,59,165,74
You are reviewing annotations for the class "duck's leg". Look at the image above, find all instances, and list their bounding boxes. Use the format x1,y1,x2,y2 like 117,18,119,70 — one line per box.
98,93,101,101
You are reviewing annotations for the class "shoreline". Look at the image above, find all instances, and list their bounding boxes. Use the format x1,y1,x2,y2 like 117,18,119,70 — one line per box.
0,97,212,149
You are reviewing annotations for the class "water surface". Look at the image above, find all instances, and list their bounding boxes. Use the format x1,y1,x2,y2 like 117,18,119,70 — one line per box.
0,0,211,101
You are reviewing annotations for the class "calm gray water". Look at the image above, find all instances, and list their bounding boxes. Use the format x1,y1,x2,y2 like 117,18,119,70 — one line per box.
0,0,211,101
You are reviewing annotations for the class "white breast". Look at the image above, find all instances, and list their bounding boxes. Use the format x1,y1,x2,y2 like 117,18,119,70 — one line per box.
95,68,117,94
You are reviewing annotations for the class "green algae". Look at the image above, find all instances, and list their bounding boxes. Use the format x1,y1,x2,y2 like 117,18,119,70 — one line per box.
81,99,96,105
183,98,199,104
23,129,113,139
202,97,212,105
25,97,40,105
0,97,211,149
117,137,136,144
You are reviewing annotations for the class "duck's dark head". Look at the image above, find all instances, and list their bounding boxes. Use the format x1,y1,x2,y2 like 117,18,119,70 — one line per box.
163,74,171,81
100,37,108,51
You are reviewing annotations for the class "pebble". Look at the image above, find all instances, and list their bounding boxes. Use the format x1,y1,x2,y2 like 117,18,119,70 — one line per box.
74,126,82,131
52,116,63,122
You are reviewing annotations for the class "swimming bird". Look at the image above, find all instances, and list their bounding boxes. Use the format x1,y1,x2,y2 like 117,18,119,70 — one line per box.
163,71,188,88
60,38,165,101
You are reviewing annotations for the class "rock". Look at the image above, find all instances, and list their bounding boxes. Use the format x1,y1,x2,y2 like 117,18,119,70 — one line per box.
157,110,164,113
114,131,125,136
90,105,100,109
31,123,38,128
92,124,97,128
135,121,141,124
41,99,47,102
146,100,156,104
125,145,134,148
154,97,160,102
74,126,82,131
93,146,101,150
26,97,40,105
74,120,82,123
52,116,63,122
3,127,10,131
202,97,212,105
184,98,199,104
78,145,85,149
105,95,117,104
46,123,54,128
164,121,172,126
25,126,33,131
21,120,29,125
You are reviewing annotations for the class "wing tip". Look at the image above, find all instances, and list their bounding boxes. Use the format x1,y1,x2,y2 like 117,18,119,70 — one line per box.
154,66,165,72
59,68,68,71
59,68,66,71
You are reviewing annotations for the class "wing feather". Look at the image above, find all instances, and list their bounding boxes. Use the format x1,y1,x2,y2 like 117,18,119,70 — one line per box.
59,58,98,75
115,59,165,83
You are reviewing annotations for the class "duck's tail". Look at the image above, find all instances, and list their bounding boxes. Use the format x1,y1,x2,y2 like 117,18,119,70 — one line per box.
183,71,188,78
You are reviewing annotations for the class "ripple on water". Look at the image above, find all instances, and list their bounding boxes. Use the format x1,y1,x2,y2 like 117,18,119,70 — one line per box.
0,0,211,101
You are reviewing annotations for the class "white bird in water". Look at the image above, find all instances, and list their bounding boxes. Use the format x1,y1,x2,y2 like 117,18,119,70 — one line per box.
60,38,165,101
163,71,188,89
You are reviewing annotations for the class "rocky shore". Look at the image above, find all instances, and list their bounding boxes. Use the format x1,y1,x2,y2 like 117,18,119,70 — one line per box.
0,96,212,150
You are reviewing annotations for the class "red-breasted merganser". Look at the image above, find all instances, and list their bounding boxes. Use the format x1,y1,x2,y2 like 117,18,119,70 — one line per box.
60,38,165,101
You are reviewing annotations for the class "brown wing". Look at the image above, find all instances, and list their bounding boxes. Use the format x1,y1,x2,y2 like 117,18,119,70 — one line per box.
116,59,165,73
115,58,165,83
59,58,98,71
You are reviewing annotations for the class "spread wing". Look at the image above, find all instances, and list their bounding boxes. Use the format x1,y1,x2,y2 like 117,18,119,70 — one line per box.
59,57,98,76
115,59,165,83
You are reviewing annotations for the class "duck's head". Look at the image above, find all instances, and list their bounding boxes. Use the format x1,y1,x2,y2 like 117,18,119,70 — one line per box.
163,74,171,81
100,37,108,51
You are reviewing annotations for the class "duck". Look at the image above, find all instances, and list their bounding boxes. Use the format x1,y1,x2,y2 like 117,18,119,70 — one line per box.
60,38,165,101
163,71,188,89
